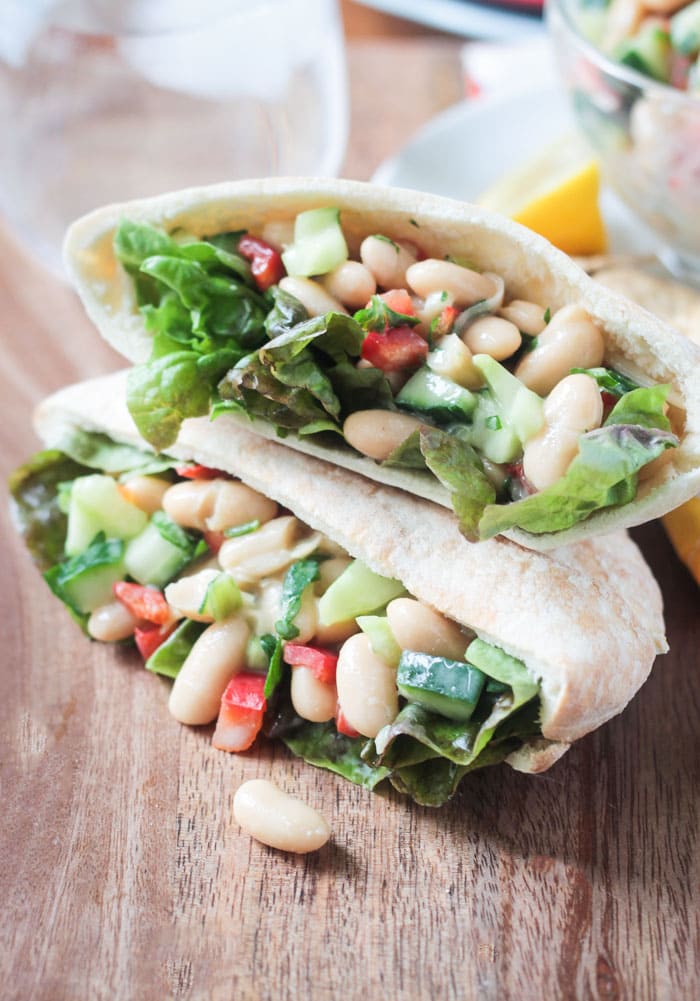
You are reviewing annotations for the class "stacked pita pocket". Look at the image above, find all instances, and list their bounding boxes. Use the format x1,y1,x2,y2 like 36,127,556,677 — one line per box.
34,371,667,779
62,178,700,551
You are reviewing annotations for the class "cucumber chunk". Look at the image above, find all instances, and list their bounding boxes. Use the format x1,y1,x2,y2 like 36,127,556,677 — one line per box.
281,207,348,277
616,25,672,83
356,615,402,667
671,1,700,57
465,638,539,701
397,366,476,423
125,513,202,588
45,535,126,615
472,354,544,445
397,651,486,722
451,389,521,464
145,619,206,679
198,572,242,621
65,474,148,556
318,560,406,626
427,334,484,390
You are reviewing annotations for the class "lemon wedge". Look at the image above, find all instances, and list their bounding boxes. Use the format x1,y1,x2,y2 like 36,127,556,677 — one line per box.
663,498,700,587
477,135,607,257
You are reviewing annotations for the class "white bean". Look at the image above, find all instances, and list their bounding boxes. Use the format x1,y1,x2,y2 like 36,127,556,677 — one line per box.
515,304,605,396
405,259,497,307
118,475,171,514
164,569,221,623
386,598,468,660
320,260,376,310
219,517,321,584
162,479,277,534
290,666,337,723
462,315,522,361
87,600,139,642
498,299,548,336
233,779,330,854
360,235,417,289
168,616,249,725
336,633,398,738
249,579,283,635
523,373,604,490
343,410,423,461
278,276,347,316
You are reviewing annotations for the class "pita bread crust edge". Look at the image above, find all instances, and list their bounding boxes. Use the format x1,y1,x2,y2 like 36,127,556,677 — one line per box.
34,372,667,773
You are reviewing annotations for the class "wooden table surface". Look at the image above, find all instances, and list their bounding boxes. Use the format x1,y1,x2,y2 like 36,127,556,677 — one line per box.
2,19,699,1001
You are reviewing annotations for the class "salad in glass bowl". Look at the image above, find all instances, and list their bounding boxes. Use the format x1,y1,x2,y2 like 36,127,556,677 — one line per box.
547,0,700,281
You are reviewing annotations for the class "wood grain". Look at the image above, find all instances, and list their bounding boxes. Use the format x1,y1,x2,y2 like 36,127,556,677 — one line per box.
2,30,699,1001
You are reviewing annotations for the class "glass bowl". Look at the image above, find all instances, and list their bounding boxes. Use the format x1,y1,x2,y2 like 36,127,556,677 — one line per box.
547,0,700,283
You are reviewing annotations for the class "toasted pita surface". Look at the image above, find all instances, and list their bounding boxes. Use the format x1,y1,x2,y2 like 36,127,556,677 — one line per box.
62,178,700,552
34,371,667,761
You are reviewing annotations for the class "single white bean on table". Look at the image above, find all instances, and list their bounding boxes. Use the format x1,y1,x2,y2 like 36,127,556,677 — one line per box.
336,633,399,739
343,409,423,462
234,779,330,854
168,616,250,725
360,235,417,289
515,304,605,396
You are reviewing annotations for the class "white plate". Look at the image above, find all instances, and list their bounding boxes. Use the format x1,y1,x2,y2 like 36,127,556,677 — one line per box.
372,87,657,256
355,0,543,41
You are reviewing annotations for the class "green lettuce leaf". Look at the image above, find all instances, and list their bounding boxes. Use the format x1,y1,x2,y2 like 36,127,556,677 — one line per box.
479,423,678,538
274,558,321,640
283,722,390,790
145,619,206,679
382,429,427,469
419,426,496,541
604,384,671,430
571,366,640,396
9,450,92,570
262,635,285,700
326,361,395,416
126,352,213,450
264,286,309,338
52,428,173,476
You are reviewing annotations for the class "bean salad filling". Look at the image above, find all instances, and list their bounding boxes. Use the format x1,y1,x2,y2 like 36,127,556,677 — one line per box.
116,207,678,542
11,432,544,807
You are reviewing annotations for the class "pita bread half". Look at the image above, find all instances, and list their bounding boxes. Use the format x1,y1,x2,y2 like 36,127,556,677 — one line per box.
62,177,700,550
34,370,667,775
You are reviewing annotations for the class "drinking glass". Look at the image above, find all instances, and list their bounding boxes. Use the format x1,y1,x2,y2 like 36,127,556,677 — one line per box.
0,0,348,277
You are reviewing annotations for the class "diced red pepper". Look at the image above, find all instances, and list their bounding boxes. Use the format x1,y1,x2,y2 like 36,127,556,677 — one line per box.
431,305,459,337
175,464,226,480
335,705,360,739
222,672,267,711
378,288,415,316
113,581,171,625
134,621,176,660
212,672,267,752
283,643,339,684
237,234,285,291
203,530,225,555
361,326,428,373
